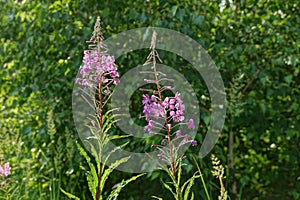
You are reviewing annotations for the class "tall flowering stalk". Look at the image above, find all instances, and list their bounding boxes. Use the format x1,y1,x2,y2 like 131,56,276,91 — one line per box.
64,17,143,200
77,16,119,200
79,16,117,200
76,16,120,120
141,32,199,200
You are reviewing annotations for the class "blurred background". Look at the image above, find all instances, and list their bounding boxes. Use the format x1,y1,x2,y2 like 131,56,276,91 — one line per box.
0,0,299,199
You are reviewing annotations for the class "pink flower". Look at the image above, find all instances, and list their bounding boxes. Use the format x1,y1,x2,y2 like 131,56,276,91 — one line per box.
175,130,182,137
178,116,185,122
187,119,195,129
169,98,176,104
113,78,120,84
162,97,169,107
191,140,197,146
142,94,151,105
157,154,163,159
151,95,156,101
0,162,11,177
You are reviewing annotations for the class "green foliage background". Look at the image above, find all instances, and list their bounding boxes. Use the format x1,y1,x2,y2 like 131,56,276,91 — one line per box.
0,0,299,199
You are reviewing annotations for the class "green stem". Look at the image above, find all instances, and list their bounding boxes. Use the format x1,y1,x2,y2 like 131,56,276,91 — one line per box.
194,157,210,200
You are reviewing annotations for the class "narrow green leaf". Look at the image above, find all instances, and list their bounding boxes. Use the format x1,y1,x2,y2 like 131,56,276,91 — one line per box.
182,173,200,200
100,156,131,192
164,168,176,184
161,179,176,199
107,173,145,200
109,135,131,140
102,141,129,171
151,196,164,200
77,143,98,199
60,188,80,200
193,156,210,200
177,161,182,187
190,192,194,200
85,139,101,169
86,173,97,199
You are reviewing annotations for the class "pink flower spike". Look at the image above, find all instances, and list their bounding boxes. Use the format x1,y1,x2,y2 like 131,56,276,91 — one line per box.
187,119,195,129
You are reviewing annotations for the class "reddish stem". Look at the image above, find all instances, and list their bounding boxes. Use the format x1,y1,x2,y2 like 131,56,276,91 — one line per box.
95,38,103,200
151,41,176,177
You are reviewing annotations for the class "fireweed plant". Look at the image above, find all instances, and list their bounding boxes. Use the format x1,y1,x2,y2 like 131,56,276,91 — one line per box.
141,31,200,200
0,162,11,200
63,17,143,200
